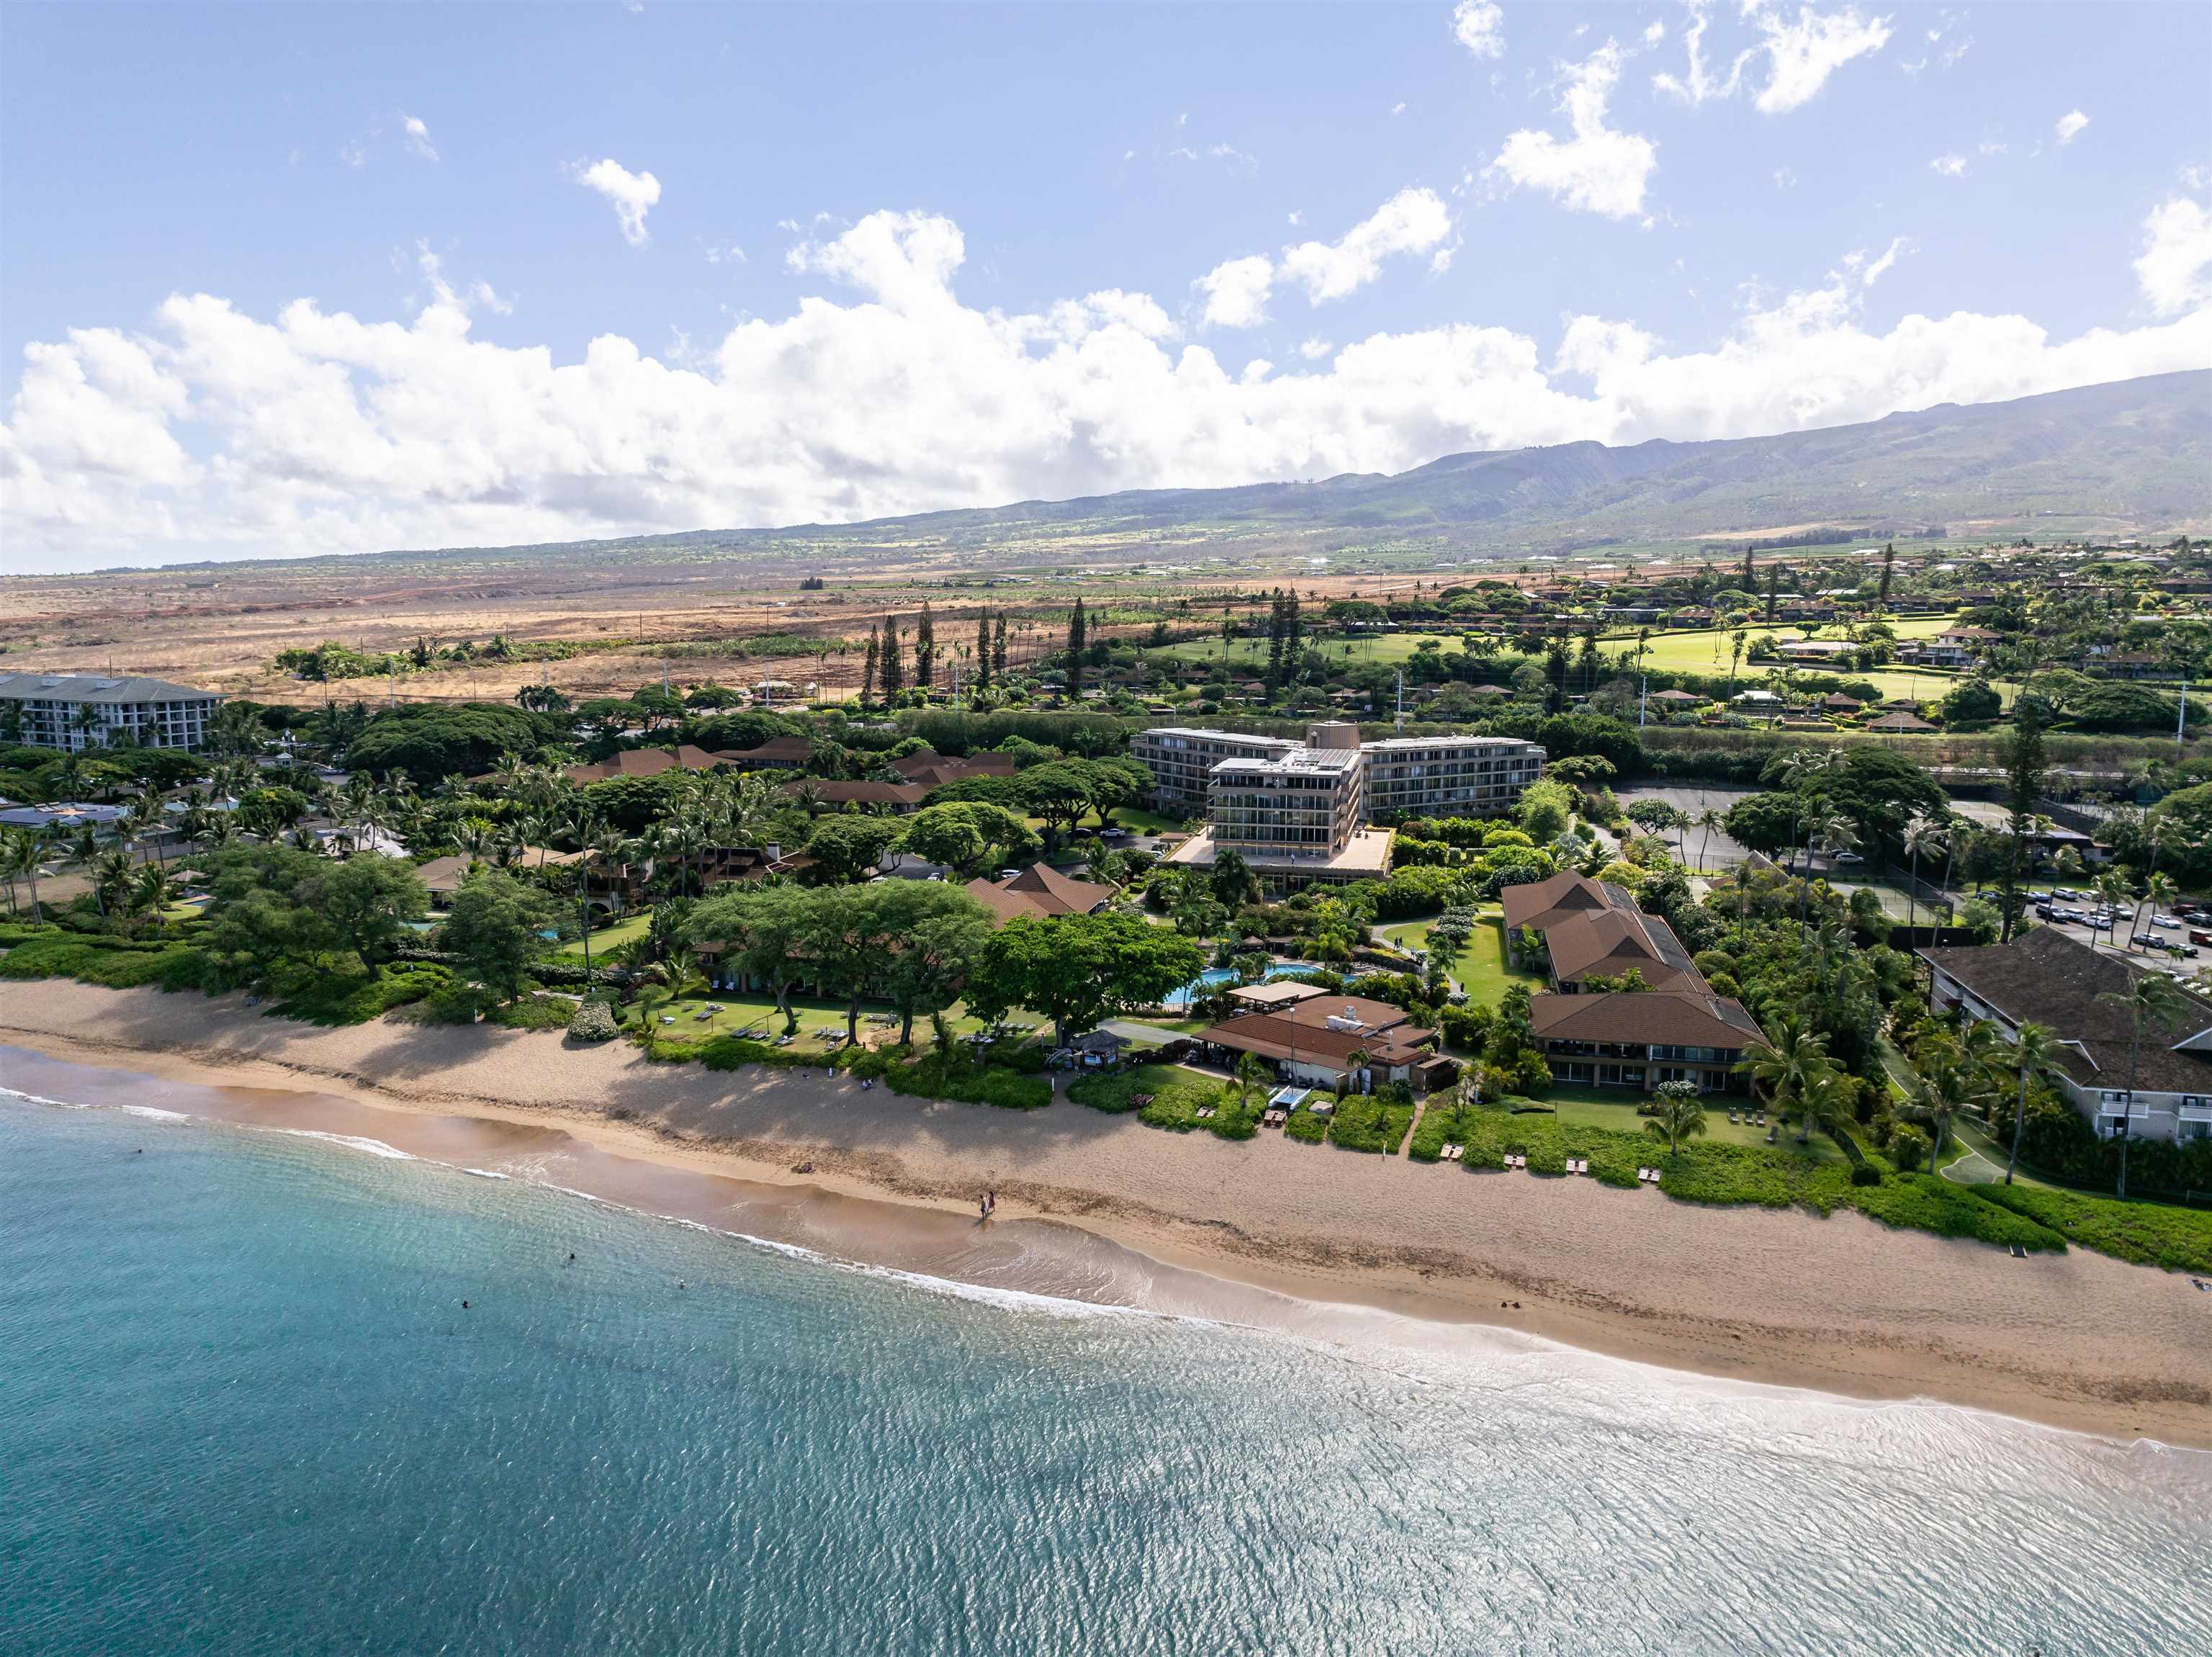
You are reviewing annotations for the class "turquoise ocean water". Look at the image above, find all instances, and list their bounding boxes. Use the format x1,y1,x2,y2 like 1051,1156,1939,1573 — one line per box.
4,1067,2211,1656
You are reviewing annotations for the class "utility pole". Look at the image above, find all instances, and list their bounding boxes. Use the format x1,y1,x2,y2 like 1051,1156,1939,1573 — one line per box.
1638,675,1647,728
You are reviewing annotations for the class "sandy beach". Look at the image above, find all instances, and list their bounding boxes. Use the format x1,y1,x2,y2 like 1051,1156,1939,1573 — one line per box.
4,979,2208,1447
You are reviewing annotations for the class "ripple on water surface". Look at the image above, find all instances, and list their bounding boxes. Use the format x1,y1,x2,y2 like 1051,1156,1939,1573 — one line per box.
2,1081,2209,1657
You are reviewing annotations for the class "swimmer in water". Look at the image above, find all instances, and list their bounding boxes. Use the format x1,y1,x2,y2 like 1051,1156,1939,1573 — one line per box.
462,1301,470,1310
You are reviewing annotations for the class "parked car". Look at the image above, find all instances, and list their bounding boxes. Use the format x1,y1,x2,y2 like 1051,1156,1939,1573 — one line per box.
2189,929,2212,947
2133,933,2163,949
2154,915,2182,930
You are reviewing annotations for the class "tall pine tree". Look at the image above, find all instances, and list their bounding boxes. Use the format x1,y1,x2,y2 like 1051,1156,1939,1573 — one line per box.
1878,542,1894,611
1763,565,1779,623
974,609,993,689
1741,547,1757,594
1264,590,1287,690
881,622,905,698
992,613,1008,679
914,602,936,690
860,625,880,706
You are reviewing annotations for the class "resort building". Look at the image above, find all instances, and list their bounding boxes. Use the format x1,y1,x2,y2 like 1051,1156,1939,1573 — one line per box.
1163,722,1393,891
1138,721,1541,891
1502,870,1760,1093
1360,735,1545,820
964,863,1118,925
1131,724,1545,824
1193,994,1456,1095
1210,722,1368,862
561,745,729,786
0,671,222,753
888,750,1020,790
1919,927,2212,1145
1128,727,1300,813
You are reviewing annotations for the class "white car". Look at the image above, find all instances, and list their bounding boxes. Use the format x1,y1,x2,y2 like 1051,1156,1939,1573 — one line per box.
2154,915,2182,929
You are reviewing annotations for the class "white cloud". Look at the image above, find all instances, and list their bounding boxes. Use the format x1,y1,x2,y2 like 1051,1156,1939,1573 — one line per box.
1493,42,1657,220
1643,21,1666,47
1196,254,1274,329
1451,1,1504,60
704,243,747,266
1754,4,1891,113
6,206,2206,571
1656,3,1889,114
1391,101,1407,116
1279,187,1454,302
1299,337,1334,361
1930,153,1968,178
1842,236,1910,288
1287,210,1303,227
400,114,438,163
2136,197,2212,318
2055,109,2090,146
574,158,661,246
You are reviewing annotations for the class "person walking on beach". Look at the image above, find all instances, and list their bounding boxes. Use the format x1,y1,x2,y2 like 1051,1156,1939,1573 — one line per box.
986,1190,997,1216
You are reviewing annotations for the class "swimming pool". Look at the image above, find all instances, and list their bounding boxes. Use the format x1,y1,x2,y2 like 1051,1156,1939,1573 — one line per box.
1161,962,1323,1010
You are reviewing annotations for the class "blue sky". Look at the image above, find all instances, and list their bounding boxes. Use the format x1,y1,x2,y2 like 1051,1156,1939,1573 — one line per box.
4,1,2208,572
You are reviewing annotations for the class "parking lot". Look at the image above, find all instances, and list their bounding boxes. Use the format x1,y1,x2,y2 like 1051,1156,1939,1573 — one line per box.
1611,785,1758,871
2018,885,2208,970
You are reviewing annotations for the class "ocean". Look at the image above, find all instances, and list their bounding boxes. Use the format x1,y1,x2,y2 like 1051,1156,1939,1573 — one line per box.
4,1059,2210,1656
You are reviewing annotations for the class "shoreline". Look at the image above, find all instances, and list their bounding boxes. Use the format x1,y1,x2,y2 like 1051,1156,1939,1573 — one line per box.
5,981,2210,1449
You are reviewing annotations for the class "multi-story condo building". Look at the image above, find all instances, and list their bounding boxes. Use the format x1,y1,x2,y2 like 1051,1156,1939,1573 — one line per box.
1361,735,1545,820
0,672,222,753
1131,724,1545,822
1128,727,1299,812
1208,722,1368,863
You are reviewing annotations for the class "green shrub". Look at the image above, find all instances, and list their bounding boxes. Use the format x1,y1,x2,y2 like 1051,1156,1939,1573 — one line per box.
567,1000,621,1042
1071,1064,1260,1139
267,962,449,1026
1284,1108,1328,1144
884,1053,1051,1110
1326,1092,1416,1154
487,995,575,1033
1969,1182,2212,1273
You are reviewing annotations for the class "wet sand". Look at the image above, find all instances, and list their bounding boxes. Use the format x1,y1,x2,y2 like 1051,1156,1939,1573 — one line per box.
4,980,2209,1447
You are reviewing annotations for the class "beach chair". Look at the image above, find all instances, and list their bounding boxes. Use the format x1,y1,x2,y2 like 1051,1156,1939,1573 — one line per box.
1728,1111,1740,1124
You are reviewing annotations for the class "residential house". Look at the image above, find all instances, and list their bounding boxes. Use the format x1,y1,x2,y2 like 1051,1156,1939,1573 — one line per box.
1919,926,2212,1145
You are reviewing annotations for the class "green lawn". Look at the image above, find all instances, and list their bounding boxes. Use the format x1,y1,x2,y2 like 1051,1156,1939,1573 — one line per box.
631,992,1015,1046
1539,1090,1848,1161
557,910,652,958
1163,634,1456,671
1378,908,1537,1008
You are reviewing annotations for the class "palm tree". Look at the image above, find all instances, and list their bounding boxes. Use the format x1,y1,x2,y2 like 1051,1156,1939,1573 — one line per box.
1344,1046,1373,1097
1643,1082,1707,1156
1233,1051,1269,1111
4,827,50,919
1998,1022,2064,1187
2097,969,2193,1200
1734,1016,1830,1144
1902,813,1949,939
1901,1052,1974,1174
2141,871,2180,956
2094,870,2132,954
1694,807,1724,874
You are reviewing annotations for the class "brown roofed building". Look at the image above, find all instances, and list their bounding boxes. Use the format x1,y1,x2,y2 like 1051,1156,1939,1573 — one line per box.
1528,989,1761,1094
718,735,815,770
964,863,1118,924
1540,906,1704,993
889,750,1020,789
1193,1001,1453,1094
1499,869,1618,935
785,779,932,812
1919,926,2212,1145
562,745,727,786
